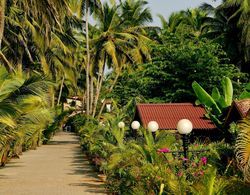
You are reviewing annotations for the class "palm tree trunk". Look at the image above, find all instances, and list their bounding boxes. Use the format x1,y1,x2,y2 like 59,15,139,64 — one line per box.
82,90,86,113
90,75,94,115
49,87,55,108
109,68,121,92
85,0,90,116
92,55,106,117
57,75,65,106
97,68,121,118
0,0,6,49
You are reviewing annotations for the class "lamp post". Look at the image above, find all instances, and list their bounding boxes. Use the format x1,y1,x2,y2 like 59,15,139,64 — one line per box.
147,121,159,140
177,119,193,169
131,121,140,138
118,121,125,129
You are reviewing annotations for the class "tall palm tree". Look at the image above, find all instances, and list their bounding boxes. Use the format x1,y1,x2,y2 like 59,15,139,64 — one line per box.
158,8,207,38
91,0,153,117
0,0,6,49
201,1,250,71
221,0,250,70
78,0,101,115
200,3,242,67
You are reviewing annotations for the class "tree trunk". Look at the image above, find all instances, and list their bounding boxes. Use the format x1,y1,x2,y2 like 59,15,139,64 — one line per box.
82,90,86,113
85,0,90,116
0,0,6,49
92,55,106,117
97,68,121,118
90,75,94,115
49,87,55,108
57,75,65,106
109,69,121,92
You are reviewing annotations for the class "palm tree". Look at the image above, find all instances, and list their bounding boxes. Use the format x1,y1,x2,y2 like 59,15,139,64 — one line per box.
200,3,243,69
221,0,250,70
0,66,53,166
158,8,207,38
92,0,153,117
77,0,101,116
201,1,249,71
0,0,6,49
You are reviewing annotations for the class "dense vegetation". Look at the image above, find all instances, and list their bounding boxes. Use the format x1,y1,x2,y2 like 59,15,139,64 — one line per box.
68,101,250,194
1,0,250,194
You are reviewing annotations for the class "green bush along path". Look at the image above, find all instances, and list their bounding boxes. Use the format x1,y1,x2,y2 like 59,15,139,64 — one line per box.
0,132,105,195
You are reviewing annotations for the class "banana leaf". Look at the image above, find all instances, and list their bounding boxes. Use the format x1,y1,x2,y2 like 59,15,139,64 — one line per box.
192,81,222,115
221,77,233,107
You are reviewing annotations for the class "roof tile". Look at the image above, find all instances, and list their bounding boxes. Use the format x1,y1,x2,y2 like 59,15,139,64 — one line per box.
136,103,216,130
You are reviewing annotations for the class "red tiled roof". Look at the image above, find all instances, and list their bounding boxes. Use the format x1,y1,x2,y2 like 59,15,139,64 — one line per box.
136,103,216,130
234,99,250,118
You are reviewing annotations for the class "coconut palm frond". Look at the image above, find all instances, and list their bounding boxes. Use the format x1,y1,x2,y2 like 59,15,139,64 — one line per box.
235,118,250,182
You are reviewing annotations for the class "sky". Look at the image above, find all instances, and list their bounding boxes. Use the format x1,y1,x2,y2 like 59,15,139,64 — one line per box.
146,0,222,26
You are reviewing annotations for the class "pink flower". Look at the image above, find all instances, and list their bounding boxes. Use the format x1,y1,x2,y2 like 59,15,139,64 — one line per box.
157,148,171,153
199,170,204,176
182,157,188,161
177,171,183,177
201,157,207,165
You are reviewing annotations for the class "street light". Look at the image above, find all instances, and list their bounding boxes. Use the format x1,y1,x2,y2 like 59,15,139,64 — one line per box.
118,121,125,129
147,121,159,140
131,121,140,130
131,121,140,138
177,119,193,169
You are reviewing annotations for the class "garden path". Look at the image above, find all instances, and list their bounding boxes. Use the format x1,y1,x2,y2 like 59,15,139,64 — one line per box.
0,131,106,195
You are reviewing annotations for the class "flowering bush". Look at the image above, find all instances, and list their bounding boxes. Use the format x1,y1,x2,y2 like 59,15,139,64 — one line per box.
68,112,250,194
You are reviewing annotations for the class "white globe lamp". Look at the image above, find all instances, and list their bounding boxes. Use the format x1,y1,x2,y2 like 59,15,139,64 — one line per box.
131,121,140,130
118,121,125,129
177,119,193,135
177,119,193,169
147,121,159,132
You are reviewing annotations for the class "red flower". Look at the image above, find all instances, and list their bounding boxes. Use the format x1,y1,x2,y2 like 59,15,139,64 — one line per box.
157,148,171,153
201,157,207,165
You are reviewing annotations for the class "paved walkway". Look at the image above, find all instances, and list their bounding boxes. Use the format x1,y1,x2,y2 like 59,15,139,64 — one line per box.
0,132,106,195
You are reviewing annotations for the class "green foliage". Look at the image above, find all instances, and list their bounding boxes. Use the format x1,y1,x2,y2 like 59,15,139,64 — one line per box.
192,77,234,128
0,66,54,166
111,31,244,104
239,83,250,99
70,99,248,194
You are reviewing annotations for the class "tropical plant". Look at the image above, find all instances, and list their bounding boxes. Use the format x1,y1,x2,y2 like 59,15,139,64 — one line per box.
192,77,234,128
90,0,153,117
111,31,243,104
235,117,250,183
201,0,250,72
222,0,250,66
0,65,53,166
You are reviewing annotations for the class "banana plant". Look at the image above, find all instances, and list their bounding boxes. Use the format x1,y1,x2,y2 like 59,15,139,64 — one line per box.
192,77,233,128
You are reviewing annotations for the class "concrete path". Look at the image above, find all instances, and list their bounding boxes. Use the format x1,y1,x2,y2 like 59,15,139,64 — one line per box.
0,132,106,195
